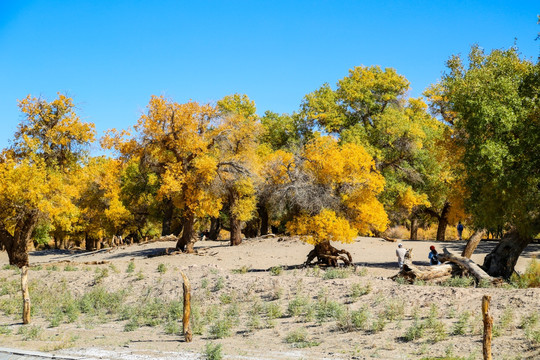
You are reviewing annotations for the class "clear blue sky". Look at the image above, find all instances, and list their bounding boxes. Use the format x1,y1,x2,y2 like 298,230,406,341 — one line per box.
1,1,538,151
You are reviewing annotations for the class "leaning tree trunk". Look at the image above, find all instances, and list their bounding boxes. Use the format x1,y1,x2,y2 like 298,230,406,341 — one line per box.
461,229,486,258
230,216,242,246
176,214,197,253
482,230,532,278
435,202,450,242
305,240,353,267
208,217,221,241
0,211,40,267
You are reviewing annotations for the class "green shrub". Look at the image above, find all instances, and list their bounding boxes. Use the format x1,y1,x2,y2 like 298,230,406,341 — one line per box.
440,276,475,288
232,265,250,274
208,316,233,339
157,263,167,274
404,319,425,341
203,342,223,360
270,266,283,276
126,261,135,273
284,328,320,348
452,311,470,335
287,295,310,317
323,268,351,280
17,325,42,340
510,258,540,288
63,264,78,271
266,302,283,320
350,282,371,301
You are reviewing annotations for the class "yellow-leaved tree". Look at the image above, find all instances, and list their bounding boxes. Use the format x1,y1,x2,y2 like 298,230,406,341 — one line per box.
280,136,388,266
0,94,95,324
215,94,262,245
104,95,221,252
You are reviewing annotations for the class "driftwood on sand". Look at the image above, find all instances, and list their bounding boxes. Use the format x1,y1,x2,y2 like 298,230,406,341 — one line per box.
392,247,501,285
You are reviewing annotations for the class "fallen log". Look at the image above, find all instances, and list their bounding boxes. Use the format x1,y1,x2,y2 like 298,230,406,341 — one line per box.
391,262,461,282
438,248,500,285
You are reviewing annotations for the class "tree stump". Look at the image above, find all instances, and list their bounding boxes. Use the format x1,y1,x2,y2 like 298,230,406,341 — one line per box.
305,241,353,267
21,266,30,324
180,271,192,342
482,295,493,360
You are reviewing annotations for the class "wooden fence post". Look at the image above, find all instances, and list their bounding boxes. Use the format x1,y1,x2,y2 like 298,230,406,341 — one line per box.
482,295,493,360
21,266,31,324
180,271,192,342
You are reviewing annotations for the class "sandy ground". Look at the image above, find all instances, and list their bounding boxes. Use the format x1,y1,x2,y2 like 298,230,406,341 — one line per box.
0,236,539,360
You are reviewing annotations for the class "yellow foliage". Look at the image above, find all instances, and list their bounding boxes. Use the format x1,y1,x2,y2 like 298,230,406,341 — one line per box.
398,187,430,212
286,136,389,241
287,209,358,245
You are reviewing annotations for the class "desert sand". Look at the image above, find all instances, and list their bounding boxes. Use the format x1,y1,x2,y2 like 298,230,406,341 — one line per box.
0,236,539,359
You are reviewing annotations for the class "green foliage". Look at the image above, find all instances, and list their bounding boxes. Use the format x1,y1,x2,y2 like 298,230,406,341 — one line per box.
287,295,310,317
17,325,43,341
284,328,320,348
126,261,135,273
269,266,283,276
510,258,540,288
203,342,223,360
350,282,372,301
440,46,539,236
440,276,475,288
322,267,352,280
157,263,167,274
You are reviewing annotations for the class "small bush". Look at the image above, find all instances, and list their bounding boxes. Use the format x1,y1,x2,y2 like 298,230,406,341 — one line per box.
440,276,475,288
208,316,233,339
510,258,540,288
350,282,371,301
284,328,320,348
17,325,42,340
287,295,310,317
404,320,425,342
63,264,78,271
157,263,167,274
126,261,135,273
266,303,283,320
203,342,223,360
452,311,471,335
323,267,351,280
270,266,283,276
213,277,225,292
232,265,250,274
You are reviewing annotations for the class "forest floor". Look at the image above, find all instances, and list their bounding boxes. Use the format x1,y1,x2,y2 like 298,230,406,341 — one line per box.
0,236,539,360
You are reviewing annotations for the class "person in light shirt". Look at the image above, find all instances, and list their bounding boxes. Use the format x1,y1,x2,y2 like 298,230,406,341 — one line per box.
396,243,407,269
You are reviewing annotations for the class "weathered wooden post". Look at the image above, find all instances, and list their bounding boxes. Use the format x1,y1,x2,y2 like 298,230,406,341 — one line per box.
482,295,493,360
21,266,30,324
180,271,192,342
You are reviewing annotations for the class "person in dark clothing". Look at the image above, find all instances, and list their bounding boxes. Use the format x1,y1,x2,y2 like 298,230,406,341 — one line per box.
428,245,440,265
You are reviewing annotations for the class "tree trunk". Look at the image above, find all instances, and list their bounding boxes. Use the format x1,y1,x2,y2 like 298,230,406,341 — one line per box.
436,202,450,242
208,217,221,241
461,229,486,258
438,248,498,284
392,262,460,282
482,230,531,278
305,240,353,267
230,216,242,246
259,203,269,236
161,198,175,236
176,214,196,253
180,271,192,342
21,266,31,324
410,217,418,241
0,211,40,267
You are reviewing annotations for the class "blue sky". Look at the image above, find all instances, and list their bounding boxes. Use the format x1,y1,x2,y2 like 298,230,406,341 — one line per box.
0,1,538,151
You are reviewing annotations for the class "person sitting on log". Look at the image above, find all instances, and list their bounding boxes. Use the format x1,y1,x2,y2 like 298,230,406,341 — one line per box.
429,245,441,265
